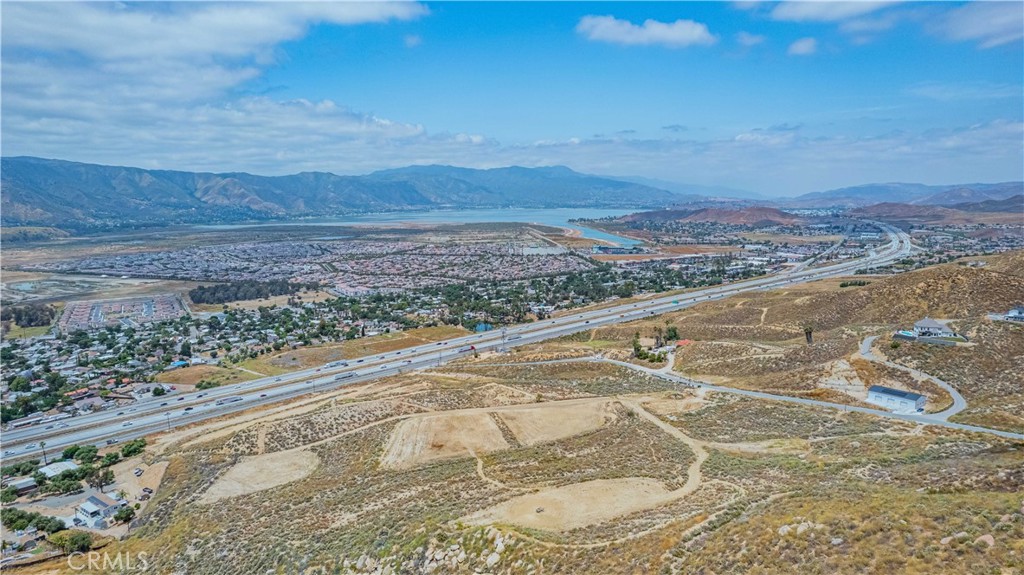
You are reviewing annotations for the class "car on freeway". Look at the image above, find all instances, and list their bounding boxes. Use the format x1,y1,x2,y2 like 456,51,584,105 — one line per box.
275,377,283,382
2,450,15,456
45,425,54,430
57,423,69,428
106,439,119,445
260,394,267,398
160,402,168,406
117,411,125,416
177,397,184,401
24,444,36,450
184,407,194,412
197,394,205,398
122,422,133,427
357,359,364,363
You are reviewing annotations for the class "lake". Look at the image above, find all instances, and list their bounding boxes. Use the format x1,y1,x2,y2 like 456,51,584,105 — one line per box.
198,208,641,246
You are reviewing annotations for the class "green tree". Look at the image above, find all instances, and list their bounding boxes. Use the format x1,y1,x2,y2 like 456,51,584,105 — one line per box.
87,468,114,493
152,386,166,397
113,506,135,524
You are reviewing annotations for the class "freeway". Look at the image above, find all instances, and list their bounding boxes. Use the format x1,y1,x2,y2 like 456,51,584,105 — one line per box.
0,221,914,461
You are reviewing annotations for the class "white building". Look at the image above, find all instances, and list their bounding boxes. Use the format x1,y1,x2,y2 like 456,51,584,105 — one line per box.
38,461,80,479
1004,306,1024,322
913,317,954,338
867,385,926,413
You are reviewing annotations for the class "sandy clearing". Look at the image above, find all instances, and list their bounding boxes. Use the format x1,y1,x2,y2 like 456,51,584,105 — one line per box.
642,396,706,416
380,412,509,469
461,478,679,532
498,401,617,446
199,450,319,504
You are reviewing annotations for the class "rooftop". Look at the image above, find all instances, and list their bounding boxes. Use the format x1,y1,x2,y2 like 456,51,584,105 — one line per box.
868,385,924,401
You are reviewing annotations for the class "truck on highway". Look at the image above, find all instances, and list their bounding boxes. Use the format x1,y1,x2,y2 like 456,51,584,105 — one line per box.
506,335,522,341
457,345,476,353
334,373,355,381
214,396,244,406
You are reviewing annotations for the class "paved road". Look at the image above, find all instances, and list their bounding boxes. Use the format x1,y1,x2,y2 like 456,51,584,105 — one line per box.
0,221,918,461
608,357,1021,440
858,335,968,421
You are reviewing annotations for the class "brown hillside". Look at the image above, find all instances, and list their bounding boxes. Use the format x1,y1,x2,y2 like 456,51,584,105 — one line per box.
680,207,803,226
850,202,1021,224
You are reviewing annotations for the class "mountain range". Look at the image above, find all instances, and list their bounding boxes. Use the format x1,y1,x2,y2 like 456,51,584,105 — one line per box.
0,157,676,230
788,181,1023,208
2,156,1020,230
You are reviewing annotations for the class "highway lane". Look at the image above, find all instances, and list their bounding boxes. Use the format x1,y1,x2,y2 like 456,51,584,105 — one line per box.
1,222,913,460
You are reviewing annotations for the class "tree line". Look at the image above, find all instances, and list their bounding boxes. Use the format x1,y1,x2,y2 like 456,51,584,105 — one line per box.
188,280,320,304
0,303,56,327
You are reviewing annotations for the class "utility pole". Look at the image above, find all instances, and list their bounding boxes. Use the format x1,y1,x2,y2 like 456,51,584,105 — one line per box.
165,412,171,431
40,441,47,465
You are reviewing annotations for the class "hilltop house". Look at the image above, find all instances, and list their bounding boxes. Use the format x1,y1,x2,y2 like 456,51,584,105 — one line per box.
1005,306,1024,322
75,493,126,528
913,317,954,338
867,385,926,413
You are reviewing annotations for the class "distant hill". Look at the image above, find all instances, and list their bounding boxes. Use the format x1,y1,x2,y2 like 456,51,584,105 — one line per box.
949,194,1023,213
0,157,677,230
849,201,1021,225
788,181,1022,208
620,206,802,226
606,175,763,200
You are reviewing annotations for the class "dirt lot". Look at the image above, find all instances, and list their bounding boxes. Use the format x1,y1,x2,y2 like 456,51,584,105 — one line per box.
462,477,681,532
380,412,509,469
199,449,319,503
498,401,617,446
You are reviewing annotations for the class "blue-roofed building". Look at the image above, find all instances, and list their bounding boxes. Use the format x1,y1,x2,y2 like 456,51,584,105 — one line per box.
866,385,926,413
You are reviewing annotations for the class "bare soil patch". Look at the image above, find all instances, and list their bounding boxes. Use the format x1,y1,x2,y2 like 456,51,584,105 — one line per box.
380,412,509,469
498,401,617,446
199,450,319,503
462,477,680,532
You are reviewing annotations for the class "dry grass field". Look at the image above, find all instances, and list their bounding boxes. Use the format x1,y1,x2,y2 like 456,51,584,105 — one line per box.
153,364,259,386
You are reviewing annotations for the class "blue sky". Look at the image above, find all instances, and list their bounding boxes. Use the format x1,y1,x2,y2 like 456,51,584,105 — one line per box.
2,1,1022,195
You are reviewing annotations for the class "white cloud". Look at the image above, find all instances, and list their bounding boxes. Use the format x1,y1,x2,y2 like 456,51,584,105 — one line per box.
787,37,818,55
576,15,717,48
930,1,1024,49
771,1,898,22
736,31,766,46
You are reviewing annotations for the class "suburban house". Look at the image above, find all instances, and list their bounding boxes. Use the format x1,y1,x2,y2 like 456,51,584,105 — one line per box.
76,493,126,527
913,317,954,338
867,385,926,413
1005,306,1024,322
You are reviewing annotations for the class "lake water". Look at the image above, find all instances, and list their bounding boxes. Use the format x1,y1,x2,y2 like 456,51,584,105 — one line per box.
198,208,641,246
